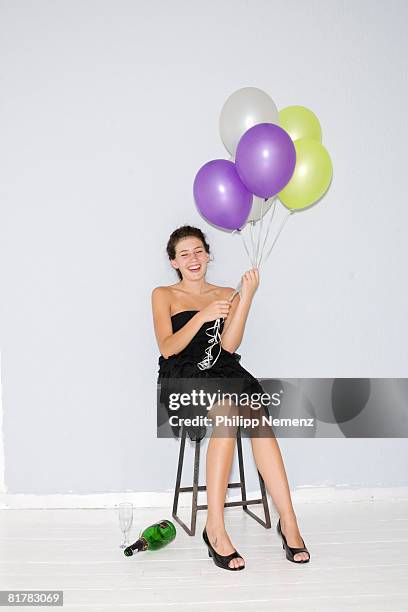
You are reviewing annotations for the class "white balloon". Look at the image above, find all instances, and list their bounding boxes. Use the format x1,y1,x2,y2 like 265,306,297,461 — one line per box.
246,196,275,223
219,87,279,155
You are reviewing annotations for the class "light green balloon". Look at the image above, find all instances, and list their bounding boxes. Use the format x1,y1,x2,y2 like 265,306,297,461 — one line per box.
279,138,333,211
279,105,322,143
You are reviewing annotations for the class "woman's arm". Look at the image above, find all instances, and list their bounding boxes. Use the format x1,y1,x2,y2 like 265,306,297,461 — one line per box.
151,287,206,358
220,269,260,353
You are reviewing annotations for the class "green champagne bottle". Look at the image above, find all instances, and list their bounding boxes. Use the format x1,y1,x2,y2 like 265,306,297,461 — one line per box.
123,519,176,556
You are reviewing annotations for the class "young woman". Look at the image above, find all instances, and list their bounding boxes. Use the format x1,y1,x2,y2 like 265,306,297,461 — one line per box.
152,225,310,571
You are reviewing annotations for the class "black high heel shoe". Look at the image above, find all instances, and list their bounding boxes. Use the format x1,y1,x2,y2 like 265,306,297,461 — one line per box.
277,518,310,564
202,527,245,571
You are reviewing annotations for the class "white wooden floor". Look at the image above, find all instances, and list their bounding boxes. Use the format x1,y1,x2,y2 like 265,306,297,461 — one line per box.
1,500,408,611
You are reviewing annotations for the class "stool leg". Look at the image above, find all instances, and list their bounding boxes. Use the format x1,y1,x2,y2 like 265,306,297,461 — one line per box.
257,470,272,528
237,427,271,529
172,424,201,536
236,427,248,510
172,424,187,520
190,438,200,536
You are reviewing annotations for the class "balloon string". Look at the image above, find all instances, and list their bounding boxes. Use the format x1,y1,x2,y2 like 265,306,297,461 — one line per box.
249,222,256,265
258,208,293,268
235,228,254,267
229,208,293,301
229,227,251,301
254,198,266,266
257,198,277,267
197,318,223,370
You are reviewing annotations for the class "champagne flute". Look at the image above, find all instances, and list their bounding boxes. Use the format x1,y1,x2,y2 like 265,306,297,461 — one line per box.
118,502,133,549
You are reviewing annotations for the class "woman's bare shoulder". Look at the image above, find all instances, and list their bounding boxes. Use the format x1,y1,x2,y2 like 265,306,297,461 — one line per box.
151,285,183,310
151,286,169,306
151,284,179,295
220,285,237,298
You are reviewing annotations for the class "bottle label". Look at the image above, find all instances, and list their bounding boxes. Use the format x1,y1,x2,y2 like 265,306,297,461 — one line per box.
141,537,149,550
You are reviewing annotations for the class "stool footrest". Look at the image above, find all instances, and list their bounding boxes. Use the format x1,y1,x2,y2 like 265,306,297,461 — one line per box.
178,482,243,493
196,498,264,510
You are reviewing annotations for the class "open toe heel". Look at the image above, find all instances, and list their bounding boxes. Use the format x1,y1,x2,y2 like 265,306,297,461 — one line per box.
203,527,245,571
277,518,310,564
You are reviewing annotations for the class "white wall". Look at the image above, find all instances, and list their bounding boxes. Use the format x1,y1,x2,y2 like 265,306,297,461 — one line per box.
0,0,407,499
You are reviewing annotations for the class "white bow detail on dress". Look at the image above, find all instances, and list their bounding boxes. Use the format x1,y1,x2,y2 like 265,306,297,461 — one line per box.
197,318,222,371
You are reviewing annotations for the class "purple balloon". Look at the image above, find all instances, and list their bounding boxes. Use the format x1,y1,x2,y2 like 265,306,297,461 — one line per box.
235,123,296,198
193,159,252,230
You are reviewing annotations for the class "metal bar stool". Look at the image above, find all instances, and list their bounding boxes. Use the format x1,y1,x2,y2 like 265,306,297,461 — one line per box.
172,423,272,536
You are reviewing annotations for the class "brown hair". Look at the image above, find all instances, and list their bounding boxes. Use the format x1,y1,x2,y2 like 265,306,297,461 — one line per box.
166,225,211,280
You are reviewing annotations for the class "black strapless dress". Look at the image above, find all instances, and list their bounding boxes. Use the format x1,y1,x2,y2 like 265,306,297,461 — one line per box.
157,310,267,441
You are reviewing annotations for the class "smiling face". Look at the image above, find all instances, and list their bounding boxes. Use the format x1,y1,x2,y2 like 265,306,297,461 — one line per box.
171,236,210,280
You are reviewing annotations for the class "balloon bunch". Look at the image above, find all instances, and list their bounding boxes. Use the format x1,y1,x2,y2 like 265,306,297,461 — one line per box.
193,87,333,298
